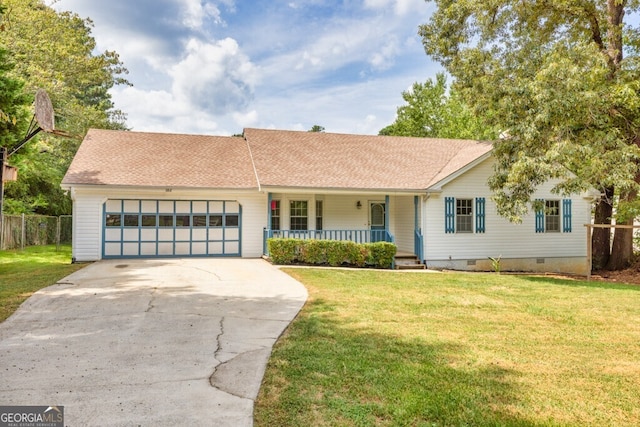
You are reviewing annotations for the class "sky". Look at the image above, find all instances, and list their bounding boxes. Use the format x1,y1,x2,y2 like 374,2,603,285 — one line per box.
53,0,441,136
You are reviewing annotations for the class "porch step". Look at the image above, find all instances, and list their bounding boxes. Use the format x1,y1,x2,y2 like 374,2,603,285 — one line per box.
394,254,426,270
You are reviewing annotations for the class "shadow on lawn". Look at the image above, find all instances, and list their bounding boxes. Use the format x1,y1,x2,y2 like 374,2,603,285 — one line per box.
521,275,640,291
259,297,541,427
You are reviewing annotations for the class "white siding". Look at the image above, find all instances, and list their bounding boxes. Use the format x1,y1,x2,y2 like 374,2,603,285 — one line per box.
390,195,415,253
423,158,591,274
70,187,267,261
71,192,104,262
270,194,376,231
240,193,267,257
323,195,372,230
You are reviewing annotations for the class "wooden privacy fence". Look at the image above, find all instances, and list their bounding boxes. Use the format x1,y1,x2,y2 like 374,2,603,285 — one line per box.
0,214,72,250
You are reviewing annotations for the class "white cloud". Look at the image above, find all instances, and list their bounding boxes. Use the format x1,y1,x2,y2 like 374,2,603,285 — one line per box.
260,17,402,86
232,110,259,128
369,36,400,70
363,0,425,15
295,51,323,70
111,36,260,135
182,0,224,28
55,0,439,136
170,37,259,114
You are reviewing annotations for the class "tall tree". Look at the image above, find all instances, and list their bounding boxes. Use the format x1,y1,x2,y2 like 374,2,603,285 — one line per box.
0,2,30,140
379,72,497,140
0,2,33,217
0,0,130,215
420,0,640,270
0,46,29,150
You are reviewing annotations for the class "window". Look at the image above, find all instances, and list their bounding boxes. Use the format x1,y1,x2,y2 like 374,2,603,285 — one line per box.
445,197,486,234
142,215,156,227
176,215,190,227
209,215,223,227
225,215,239,227
535,199,572,233
270,200,280,230
124,214,139,227
545,200,560,232
193,215,207,227
106,214,121,227
456,199,473,233
290,200,308,230
159,215,174,227
316,200,323,230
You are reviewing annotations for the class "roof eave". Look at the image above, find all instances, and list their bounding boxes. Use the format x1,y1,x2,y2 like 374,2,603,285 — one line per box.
260,185,427,195
60,183,260,192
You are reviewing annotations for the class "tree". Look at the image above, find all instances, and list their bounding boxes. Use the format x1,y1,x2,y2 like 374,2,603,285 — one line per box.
0,3,34,218
0,0,131,215
420,0,640,270
0,46,29,150
309,125,325,132
379,72,497,140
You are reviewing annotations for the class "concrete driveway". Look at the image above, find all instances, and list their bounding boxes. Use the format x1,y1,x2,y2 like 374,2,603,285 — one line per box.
0,258,307,426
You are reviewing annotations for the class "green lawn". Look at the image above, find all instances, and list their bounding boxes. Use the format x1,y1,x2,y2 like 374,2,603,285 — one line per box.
255,269,640,427
0,245,86,322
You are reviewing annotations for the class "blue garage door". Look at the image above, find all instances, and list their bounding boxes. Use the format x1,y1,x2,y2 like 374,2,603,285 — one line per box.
103,199,241,258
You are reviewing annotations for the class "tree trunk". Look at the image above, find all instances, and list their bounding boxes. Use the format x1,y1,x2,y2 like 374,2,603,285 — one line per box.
592,187,614,270
607,220,634,270
607,135,640,270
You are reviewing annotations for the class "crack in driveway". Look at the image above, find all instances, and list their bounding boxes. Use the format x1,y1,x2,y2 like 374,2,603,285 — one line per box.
145,287,158,313
0,258,308,426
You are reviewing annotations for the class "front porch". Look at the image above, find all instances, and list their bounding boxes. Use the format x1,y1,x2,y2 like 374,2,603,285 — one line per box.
261,192,425,265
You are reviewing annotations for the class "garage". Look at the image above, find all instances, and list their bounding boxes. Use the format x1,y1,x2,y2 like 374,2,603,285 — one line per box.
103,199,241,258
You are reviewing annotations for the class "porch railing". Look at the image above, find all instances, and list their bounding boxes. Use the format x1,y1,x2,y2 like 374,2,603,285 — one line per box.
263,228,394,255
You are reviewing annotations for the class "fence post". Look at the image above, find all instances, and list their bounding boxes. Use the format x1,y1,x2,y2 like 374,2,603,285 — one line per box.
21,213,25,251
56,215,61,252
0,147,5,251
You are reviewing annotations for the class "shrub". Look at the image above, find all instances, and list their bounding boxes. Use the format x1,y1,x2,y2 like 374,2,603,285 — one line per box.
344,241,367,267
267,238,302,264
366,242,397,268
300,240,330,265
267,238,397,269
327,241,350,266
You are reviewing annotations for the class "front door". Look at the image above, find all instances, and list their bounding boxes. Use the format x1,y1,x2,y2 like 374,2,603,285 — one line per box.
370,202,386,242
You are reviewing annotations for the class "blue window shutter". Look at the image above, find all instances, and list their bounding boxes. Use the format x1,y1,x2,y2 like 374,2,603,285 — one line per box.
475,197,486,233
445,197,455,233
563,199,572,232
535,199,545,233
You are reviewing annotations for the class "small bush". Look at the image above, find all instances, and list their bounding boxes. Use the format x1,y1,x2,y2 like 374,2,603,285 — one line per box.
300,240,330,265
344,241,367,267
267,238,302,264
267,238,397,269
366,242,397,268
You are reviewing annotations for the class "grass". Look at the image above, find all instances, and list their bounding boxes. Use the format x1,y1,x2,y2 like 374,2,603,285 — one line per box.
0,244,86,323
255,269,640,426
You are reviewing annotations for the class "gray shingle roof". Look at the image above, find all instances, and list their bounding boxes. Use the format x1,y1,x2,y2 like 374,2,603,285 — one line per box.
62,128,493,191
